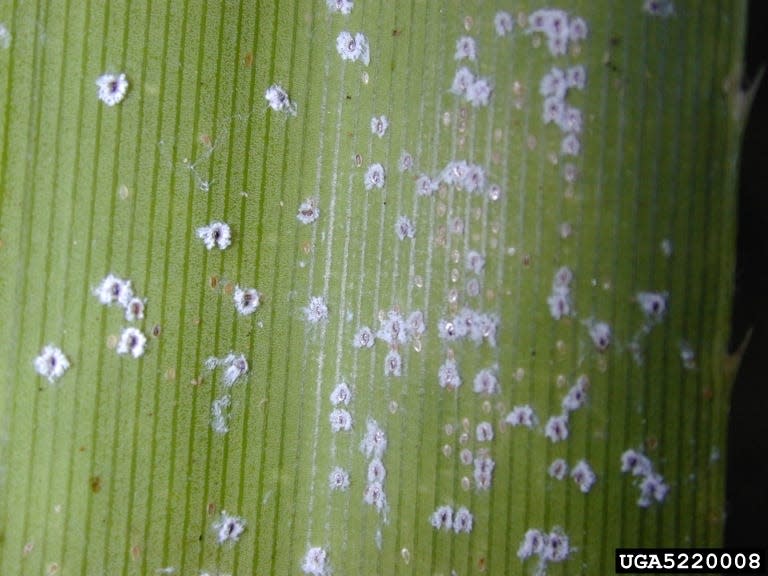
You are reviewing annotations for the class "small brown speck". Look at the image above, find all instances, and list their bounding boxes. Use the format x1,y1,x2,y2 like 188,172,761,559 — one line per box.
522,254,531,267
130,544,141,561
243,52,253,67
223,283,234,295
207,502,217,515
210,275,219,289
90,475,101,493
152,324,162,337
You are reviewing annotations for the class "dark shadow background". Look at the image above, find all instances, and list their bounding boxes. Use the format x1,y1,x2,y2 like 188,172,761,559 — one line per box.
724,0,768,563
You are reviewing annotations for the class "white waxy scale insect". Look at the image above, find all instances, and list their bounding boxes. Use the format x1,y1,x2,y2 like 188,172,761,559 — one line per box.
124,297,146,322
352,325,375,348
548,458,569,480
543,528,571,562
561,133,581,156
302,546,329,576
643,0,675,18
473,455,495,490
473,366,499,395
589,321,612,351
363,481,387,512
329,408,353,432
296,198,320,224
636,291,669,321
438,358,461,389
415,174,438,197
34,345,70,383
395,215,415,240
475,421,494,442
367,458,386,483
326,0,353,15
453,506,473,533
304,296,328,323
570,459,597,493
212,511,246,545
454,36,477,61
336,31,370,65
360,418,387,459
384,349,402,377
561,376,588,412
544,414,569,443
93,274,134,307
517,529,546,559
116,327,147,358
328,466,350,491
466,78,493,108
450,67,475,96
398,150,413,172
430,505,454,530
196,221,232,250
370,115,388,138
329,382,352,406
233,286,261,316
364,163,386,190
506,405,538,428
96,73,129,106
264,83,297,115
465,250,485,274
494,11,514,37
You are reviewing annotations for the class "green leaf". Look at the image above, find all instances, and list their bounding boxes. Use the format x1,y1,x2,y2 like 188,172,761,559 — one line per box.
0,1,746,574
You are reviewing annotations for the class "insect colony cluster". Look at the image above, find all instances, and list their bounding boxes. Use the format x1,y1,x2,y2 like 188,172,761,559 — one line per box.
29,1,685,574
